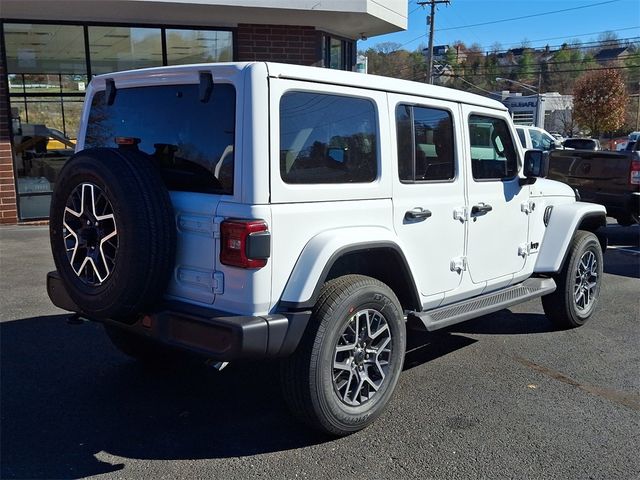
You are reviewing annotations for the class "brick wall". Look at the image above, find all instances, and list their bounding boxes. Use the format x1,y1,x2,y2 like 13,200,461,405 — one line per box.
237,24,322,66
0,59,18,225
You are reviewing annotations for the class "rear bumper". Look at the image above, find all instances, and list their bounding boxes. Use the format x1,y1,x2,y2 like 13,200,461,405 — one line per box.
47,271,309,361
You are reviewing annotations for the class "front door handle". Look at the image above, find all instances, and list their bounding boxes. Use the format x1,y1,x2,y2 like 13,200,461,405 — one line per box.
405,207,432,221
471,203,493,215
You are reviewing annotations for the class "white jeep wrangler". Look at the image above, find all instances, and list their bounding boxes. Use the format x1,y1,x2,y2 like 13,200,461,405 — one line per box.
47,62,606,436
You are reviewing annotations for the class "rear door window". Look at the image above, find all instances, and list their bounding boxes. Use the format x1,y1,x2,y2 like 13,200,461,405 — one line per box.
85,83,236,194
396,104,455,182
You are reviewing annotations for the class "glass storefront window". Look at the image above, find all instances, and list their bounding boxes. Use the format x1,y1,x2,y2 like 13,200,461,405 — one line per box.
330,38,343,69
4,23,86,74
166,29,233,65
323,35,354,71
3,21,235,219
89,26,162,74
61,97,84,140
61,75,89,94
5,23,87,219
8,74,25,94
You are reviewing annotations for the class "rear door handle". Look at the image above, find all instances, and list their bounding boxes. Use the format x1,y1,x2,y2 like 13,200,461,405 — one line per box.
405,207,432,221
471,203,493,215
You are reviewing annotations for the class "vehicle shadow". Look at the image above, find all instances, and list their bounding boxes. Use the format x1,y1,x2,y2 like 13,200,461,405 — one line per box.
0,315,328,479
0,309,553,478
448,310,556,335
404,328,477,371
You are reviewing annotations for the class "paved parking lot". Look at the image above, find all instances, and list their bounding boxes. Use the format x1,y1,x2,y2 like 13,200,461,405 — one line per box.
1,223,639,480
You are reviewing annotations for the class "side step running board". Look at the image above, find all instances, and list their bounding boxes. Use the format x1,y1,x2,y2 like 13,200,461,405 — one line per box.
408,277,556,332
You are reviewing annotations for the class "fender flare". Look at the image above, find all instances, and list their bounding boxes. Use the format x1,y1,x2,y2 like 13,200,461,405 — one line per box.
534,202,607,273
278,226,421,310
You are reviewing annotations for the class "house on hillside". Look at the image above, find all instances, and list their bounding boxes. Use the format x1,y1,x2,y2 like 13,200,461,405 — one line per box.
594,46,630,65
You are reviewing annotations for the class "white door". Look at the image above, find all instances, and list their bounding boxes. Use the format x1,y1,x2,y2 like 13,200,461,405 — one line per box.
390,95,466,298
462,106,529,284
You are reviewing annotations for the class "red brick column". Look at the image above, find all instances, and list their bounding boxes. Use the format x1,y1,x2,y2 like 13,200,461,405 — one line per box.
0,60,18,224
237,24,322,66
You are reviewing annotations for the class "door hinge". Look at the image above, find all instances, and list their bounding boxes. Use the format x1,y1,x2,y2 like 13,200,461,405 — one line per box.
450,256,467,273
521,200,536,214
518,243,529,257
453,207,468,223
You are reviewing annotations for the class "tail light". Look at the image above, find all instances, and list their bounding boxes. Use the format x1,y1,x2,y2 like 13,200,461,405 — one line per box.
220,219,270,269
630,160,640,186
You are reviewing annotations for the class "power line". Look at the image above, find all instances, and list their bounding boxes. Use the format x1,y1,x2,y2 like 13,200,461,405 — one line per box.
441,64,638,78
438,0,622,31
474,27,640,54
400,0,623,47
380,55,639,83
450,53,640,70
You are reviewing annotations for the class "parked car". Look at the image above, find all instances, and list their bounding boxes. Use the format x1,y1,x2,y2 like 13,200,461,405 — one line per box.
548,141,639,225
563,138,601,150
515,125,562,151
46,62,607,436
549,132,565,142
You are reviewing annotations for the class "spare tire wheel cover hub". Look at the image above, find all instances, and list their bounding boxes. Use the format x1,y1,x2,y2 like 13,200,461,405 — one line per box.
63,182,118,285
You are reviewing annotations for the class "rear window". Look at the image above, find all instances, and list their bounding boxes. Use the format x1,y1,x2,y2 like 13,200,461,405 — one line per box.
85,83,236,194
279,91,377,184
563,138,596,150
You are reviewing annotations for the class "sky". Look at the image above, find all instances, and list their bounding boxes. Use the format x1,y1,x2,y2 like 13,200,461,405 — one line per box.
359,0,640,53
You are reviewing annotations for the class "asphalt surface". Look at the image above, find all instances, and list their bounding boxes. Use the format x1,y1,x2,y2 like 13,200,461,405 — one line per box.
1,223,639,480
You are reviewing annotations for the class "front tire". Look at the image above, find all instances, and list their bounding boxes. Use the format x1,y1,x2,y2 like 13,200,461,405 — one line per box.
542,230,603,328
280,275,406,436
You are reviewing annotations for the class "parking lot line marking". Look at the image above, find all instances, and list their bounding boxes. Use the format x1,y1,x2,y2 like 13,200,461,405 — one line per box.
608,246,640,255
515,357,640,412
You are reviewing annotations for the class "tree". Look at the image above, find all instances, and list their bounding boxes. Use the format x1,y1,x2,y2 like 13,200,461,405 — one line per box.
573,69,627,136
597,31,620,49
517,49,535,81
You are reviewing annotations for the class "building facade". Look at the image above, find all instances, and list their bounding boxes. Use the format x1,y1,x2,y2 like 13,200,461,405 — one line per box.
499,91,574,135
0,0,406,223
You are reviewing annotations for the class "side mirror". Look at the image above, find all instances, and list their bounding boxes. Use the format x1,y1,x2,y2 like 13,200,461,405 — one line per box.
522,149,549,182
327,147,346,163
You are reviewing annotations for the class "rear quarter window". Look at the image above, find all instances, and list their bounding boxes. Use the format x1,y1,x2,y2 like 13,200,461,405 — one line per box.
85,83,236,194
279,91,378,184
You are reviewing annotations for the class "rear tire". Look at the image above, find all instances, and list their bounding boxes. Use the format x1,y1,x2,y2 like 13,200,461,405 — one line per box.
280,275,406,436
542,230,603,328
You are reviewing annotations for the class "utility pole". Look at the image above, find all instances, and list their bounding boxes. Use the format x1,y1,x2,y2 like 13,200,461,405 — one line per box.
417,0,450,84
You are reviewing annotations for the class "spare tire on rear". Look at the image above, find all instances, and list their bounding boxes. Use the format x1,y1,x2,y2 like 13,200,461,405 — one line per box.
49,147,176,320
